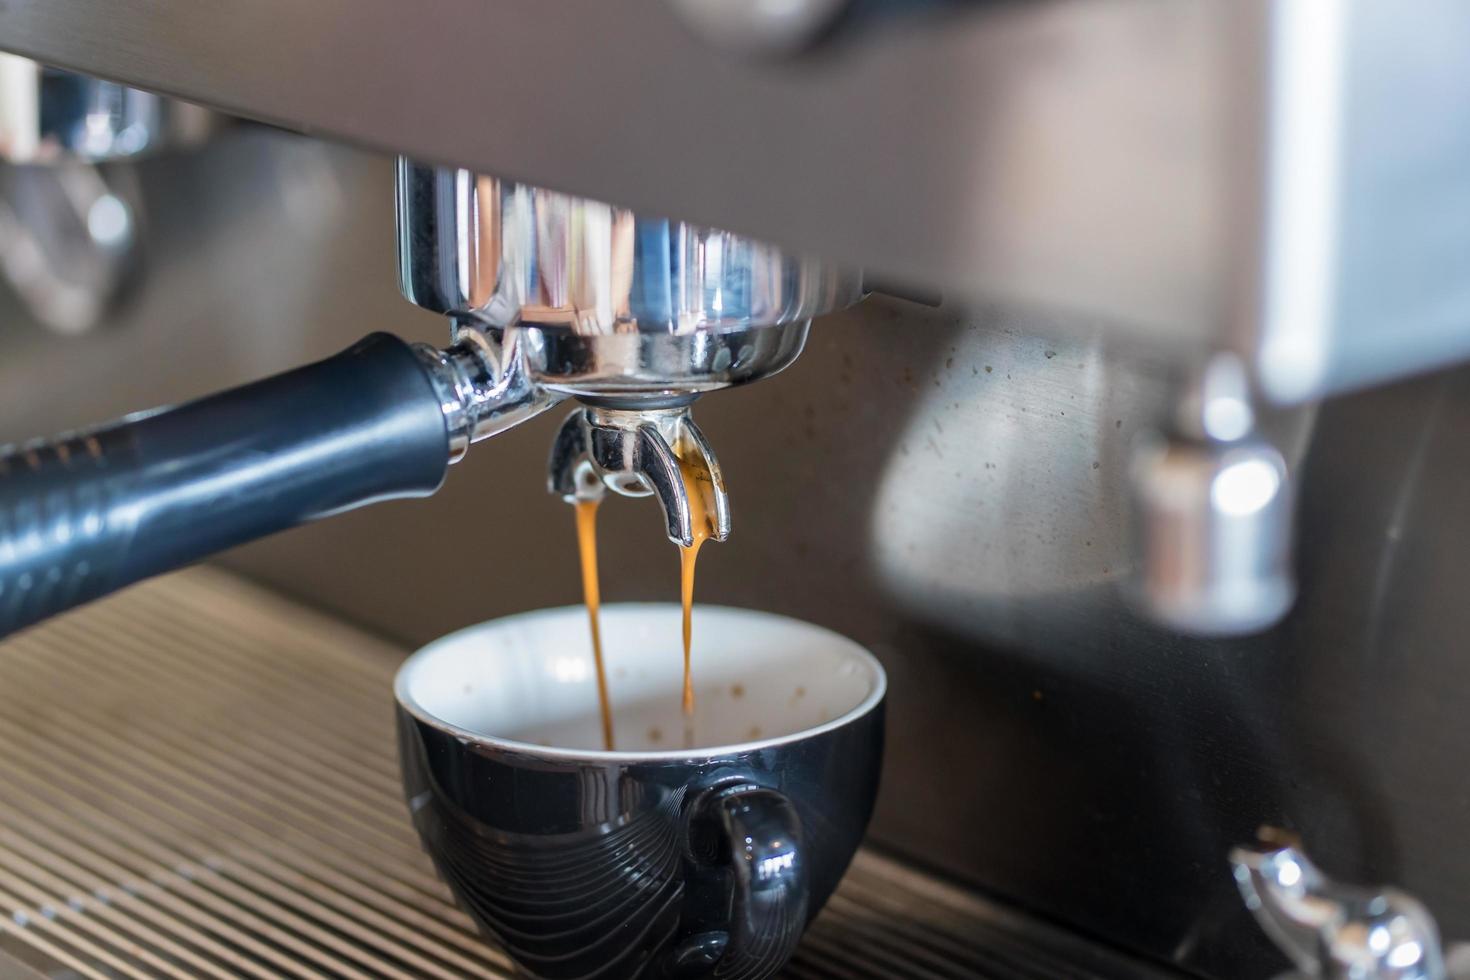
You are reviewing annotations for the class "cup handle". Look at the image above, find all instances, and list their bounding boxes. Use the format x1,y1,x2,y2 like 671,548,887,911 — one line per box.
682,783,808,978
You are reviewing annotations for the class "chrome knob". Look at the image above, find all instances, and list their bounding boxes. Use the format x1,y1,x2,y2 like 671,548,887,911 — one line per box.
1129,355,1295,635
1130,433,1294,634
0,162,139,334
1232,832,1450,980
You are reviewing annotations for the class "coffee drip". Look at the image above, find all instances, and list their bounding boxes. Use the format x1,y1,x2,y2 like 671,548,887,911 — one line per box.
550,404,731,751
570,439,722,752
674,430,720,718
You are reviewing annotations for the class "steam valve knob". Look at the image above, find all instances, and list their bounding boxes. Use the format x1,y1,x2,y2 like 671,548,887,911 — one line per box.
1232,831,1460,980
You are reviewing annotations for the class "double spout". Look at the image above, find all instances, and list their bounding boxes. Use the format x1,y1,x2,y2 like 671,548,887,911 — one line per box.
422,315,736,547
549,405,731,548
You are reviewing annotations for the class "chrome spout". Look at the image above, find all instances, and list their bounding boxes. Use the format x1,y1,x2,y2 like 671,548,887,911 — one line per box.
548,405,730,548
1130,354,1295,635
1231,832,1446,980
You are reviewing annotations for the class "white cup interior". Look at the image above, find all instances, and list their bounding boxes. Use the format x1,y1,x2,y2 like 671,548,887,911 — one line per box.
395,603,885,759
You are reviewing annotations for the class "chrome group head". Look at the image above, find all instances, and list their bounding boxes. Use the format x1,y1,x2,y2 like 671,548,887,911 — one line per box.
396,156,861,542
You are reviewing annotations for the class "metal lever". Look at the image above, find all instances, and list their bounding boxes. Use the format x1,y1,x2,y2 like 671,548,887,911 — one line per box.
1231,831,1446,980
548,405,731,547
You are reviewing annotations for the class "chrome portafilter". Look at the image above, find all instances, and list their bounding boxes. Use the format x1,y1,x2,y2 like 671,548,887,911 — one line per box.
396,156,862,539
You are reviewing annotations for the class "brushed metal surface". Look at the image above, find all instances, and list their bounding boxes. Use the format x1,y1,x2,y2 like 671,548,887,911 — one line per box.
0,0,1232,345
1249,0,1470,403
4,132,1470,978
8,1,1470,401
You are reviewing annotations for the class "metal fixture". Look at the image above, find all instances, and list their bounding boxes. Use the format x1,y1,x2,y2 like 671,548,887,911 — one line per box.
549,405,731,547
0,54,212,164
1231,831,1468,980
1129,354,1295,635
0,161,140,334
394,159,852,345
0,55,213,333
396,157,859,538
413,322,562,463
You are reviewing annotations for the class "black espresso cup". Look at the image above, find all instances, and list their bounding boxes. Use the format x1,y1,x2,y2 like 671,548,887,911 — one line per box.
395,602,886,979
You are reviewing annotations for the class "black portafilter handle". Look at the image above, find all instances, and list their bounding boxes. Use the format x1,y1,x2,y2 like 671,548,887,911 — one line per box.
0,333,450,639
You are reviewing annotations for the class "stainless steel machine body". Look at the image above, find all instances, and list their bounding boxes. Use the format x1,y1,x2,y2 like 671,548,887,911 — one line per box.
3,0,1468,403
3,3,1470,979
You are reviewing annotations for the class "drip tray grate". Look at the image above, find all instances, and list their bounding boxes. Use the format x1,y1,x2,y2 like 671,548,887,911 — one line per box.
0,569,1164,979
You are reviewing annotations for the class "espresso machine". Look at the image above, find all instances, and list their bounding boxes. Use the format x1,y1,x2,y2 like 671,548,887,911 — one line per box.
0,146,859,634
2,1,1470,977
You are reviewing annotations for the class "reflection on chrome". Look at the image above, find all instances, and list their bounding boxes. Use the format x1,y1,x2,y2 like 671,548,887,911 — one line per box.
0,54,212,164
1212,458,1283,518
397,155,863,548
396,158,863,337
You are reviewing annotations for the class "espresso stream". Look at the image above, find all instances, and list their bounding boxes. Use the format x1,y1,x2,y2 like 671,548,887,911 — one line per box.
573,499,614,751
573,437,720,751
676,433,720,718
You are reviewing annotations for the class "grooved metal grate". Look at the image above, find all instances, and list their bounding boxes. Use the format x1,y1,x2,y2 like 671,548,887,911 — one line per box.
0,569,1165,979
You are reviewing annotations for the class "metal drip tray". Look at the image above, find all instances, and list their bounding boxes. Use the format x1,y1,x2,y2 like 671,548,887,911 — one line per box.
0,569,1166,979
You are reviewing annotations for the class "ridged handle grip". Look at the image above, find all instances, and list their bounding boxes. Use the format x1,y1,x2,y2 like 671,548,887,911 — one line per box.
0,332,450,638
